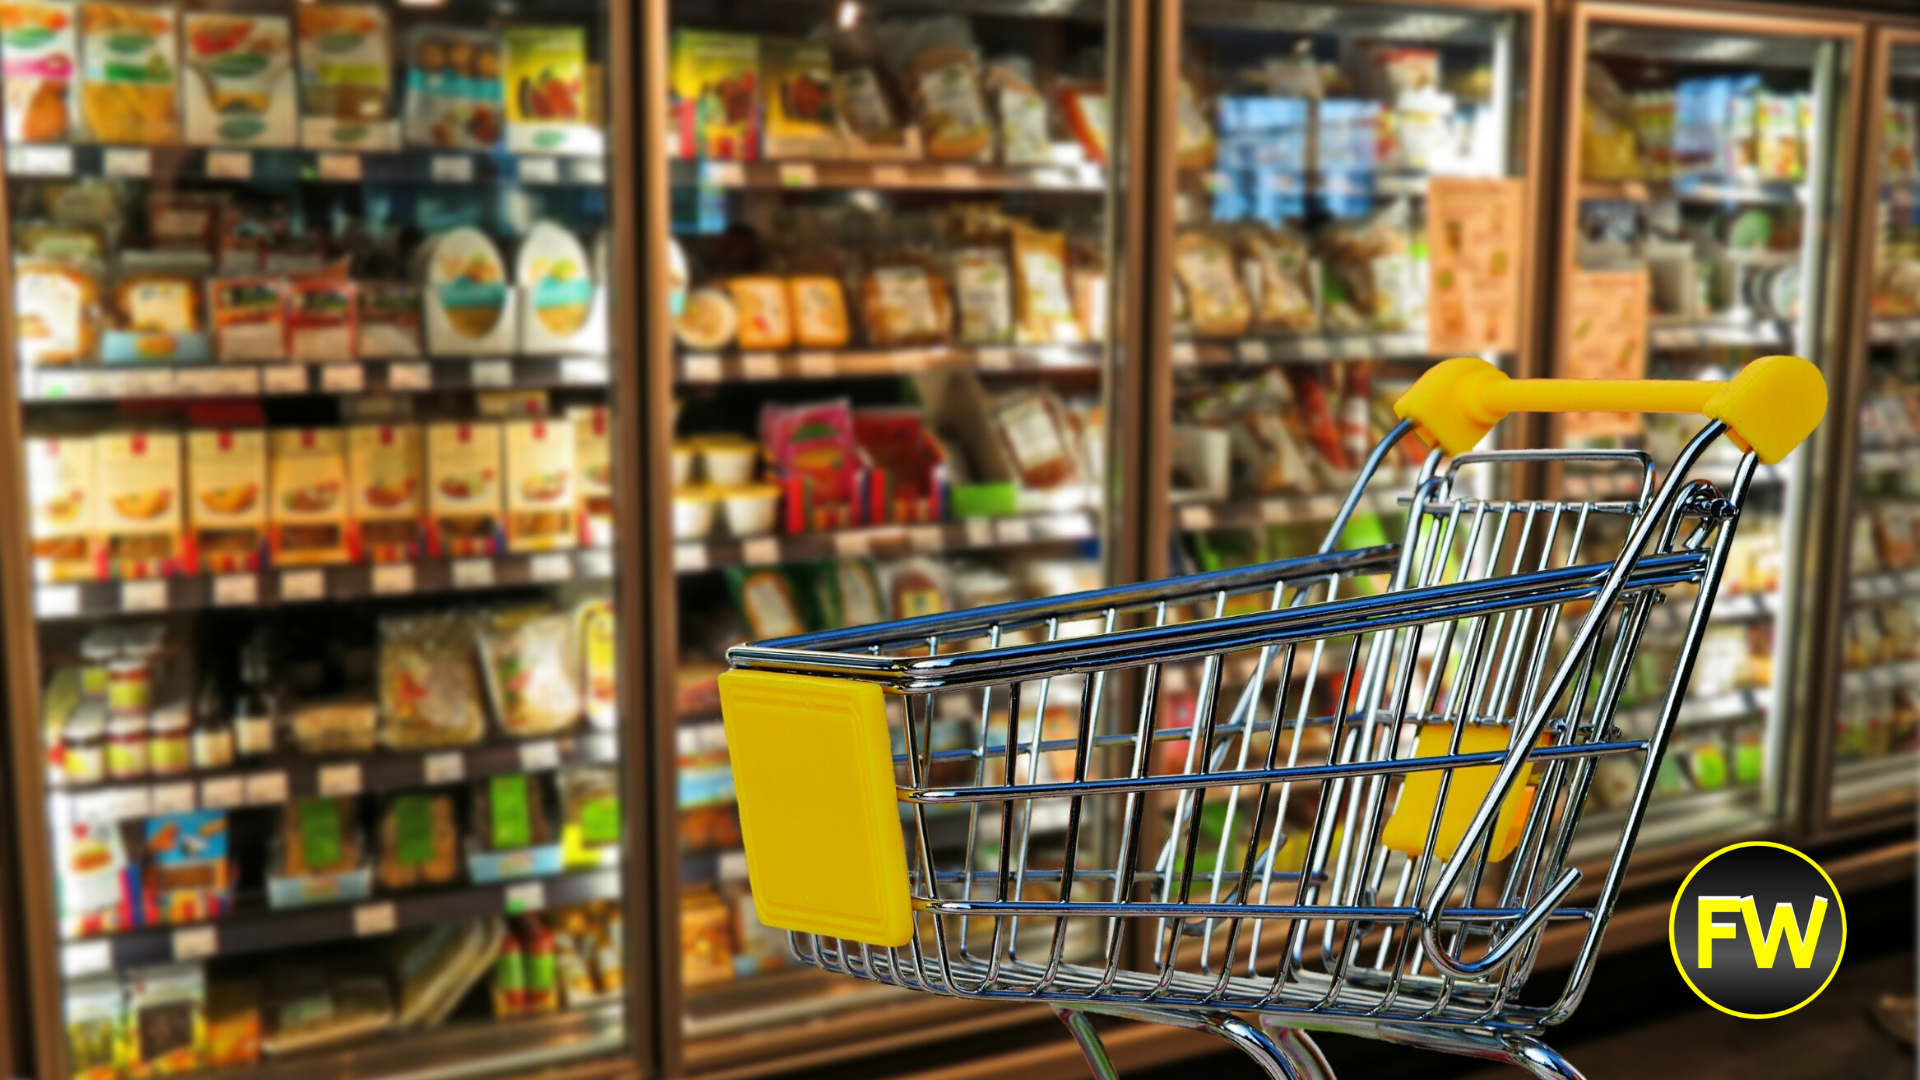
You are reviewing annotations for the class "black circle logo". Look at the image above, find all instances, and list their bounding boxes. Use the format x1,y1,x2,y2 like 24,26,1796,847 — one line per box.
1668,842,1846,1019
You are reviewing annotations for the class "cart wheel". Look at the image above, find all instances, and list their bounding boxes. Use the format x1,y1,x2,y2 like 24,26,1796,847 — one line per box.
1202,1015,1336,1080
1054,1007,1120,1080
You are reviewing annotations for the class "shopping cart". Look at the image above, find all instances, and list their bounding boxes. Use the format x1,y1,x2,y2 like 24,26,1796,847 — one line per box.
716,355,1826,1080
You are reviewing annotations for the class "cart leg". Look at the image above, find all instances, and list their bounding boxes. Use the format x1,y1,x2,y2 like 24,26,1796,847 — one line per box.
1054,1007,1121,1080
1502,1037,1586,1080
1202,1015,1336,1080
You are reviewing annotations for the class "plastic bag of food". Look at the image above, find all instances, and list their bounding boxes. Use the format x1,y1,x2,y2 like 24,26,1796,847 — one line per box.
1240,226,1316,331
1012,224,1080,345
1317,199,1415,331
985,57,1048,164
559,767,620,860
989,389,1080,489
472,774,556,852
478,610,582,738
1173,231,1251,337
375,791,460,892
379,613,485,749
859,252,951,345
878,16,991,162
951,245,1012,345
726,566,808,640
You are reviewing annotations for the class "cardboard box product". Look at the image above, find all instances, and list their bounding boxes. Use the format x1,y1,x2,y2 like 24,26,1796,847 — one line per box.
568,405,611,547
423,227,515,356
761,38,838,159
97,430,183,578
503,26,598,155
2,0,79,143
853,409,947,525
427,421,502,558
182,12,296,147
295,3,397,150
268,428,350,566
402,23,502,149
504,417,577,553
668,29,756,161
347,424,423,562
517,221,604,355
759,399,869,533
27,436,96,581
186,428,267,574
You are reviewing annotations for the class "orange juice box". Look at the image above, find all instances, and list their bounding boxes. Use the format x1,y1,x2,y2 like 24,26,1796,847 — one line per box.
567,405,610,547
503,416,576,553
27,436,97,582
426,421,501,558
186,429,266,574
96,430,183,578
347,423,424,563
268,428,349,566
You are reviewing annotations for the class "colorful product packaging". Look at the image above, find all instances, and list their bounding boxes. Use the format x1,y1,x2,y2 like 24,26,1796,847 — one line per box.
402,24,502,148
426,421,501,558
267,427,349,566
27,435,96,581
97,430,183,578
209,277,286,362
567,405,611,547
1,0,79,143
668,29,756,160
295,3,396,150
502,26,597,155
503,416,576,553
761,37,838,159
181,12,296,146
347,423,423,563
185,428,266,574
79,1,178,144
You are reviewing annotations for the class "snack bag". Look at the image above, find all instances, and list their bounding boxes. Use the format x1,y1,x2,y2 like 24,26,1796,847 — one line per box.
403,24,502,148
294,3,395,149
380,612,484,750
182,12,296,147
503,26,595,155
479,610,582,738
2,0,79,143
79,1,178,144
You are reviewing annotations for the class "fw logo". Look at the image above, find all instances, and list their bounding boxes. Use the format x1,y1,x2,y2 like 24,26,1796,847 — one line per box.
1695,894,1830,969
1670,843,1846,1018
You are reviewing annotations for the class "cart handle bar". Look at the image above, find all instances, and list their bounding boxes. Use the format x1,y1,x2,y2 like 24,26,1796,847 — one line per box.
1395,354,1826,464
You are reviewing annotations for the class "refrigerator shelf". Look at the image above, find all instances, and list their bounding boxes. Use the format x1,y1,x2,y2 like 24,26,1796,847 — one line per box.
1174,490,1403,533
1849,568,1920,602
53,734,620,826
1170,331,1442,367
1647,317,1790,351
33,549,615,622
673,511,1098,574
1839,657,1920,694
674,344,1102,385
1613,689,1765,737
4,144,607,187
672,159,1105,194
20,358,611,404
1830,751,1920,808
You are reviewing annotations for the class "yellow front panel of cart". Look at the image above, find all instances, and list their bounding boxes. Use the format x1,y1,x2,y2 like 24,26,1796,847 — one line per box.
717,669,913,948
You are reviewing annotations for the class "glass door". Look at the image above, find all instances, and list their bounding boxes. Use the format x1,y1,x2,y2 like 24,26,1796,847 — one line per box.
1556,4,1860,861
0,2,641,1079
646,0,1132,1071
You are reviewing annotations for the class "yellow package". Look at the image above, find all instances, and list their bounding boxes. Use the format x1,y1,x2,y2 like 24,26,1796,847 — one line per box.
96,430,183,578
186,428,266,574
568,405,611,546
789,276,849,349
80,2,179,144
1173,230,1251,338
427,421,501,558
269,428,349,566
27,436,96,581
1380,724,1539,862
729,277,792,351
347,424,424,563
503,416,577,553
1011,225,1080,346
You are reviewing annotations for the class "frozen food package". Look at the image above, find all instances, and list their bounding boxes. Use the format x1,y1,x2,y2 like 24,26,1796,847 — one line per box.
675,286,737,350
860,256,951,345
79,2,178,145
990,389,1080,489
14,259,101,365
355,282,422,359
832,66,905,150
789,275,850,349
276,797,363,878
375,791,461,891
125,963,204,1078
116,273,201,334
210,278,287,362
29,435,94,579
559,766,620,853
1012,225,1080,345
3,0,78,143
182,12,296,147
261,968,392,1056
668,29,758,161
518,220,595,340
883,557,950,620
286,276,355,363
203,980,259,1067
66,976,122,1080
1173,230,1251,337
502,26,595,155
289,697,378,756
1241,227,1316,331
762,37,838,159
473,773,555,851
725,566,807,640
379,612,485,749
295,3,395,149
985,57,1048,164
952,245,1013,345
478,610,582,737
879,16,990,162
403,24,502,149
728,276,792,351
348,422,424,561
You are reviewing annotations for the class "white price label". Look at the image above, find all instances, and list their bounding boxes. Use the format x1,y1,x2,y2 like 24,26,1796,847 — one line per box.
320,364,365,392
173,926,217,961
452,558,495,588
702,161,744,187
778,162,816,188
796,352,836,378
673,544,709,573
317,152,362,181
36,586,79,619
1260,500,1296,524
505,881,547,914
1307,495,1341,519
471,360,512,387
213,574,257,607
387,362,431,391
1238,339,1271,363
353,902,397,937
909,525,945,553
741,353,780,380
280,569,325,602
530,553,572,582
519,156,560,184
318,763,363,797
17,144,71,175
177,367,259,396
424,752,465,784
431,154,475,183
682,354,722,382
943,165,979,187
1296,338,1332,360
832,532,872,557
262,366,307,394
151,783,196,814
62,941,111,978
121,579,167,612
872,165,907,187
245,771,289,805
742,537,780,566
1179,505,1217,530
977,347,1014,371
200,776,244,809
103,148,151,177
1170,341,1198,365
578,549,613,578
718,850,750,884
372,563,416,595
964,519,994,548
519,739,560,770
994,518,1033,544
560,358,606,384
206,150,251,179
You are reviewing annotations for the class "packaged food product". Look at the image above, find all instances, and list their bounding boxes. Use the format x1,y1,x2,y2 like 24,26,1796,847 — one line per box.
426,421,502,558
1242,227,1316,331
952,245,1013,345
473,773,556,850
789,275,850,349
59,813,130,937
1318,200,1417,332
19,221,105,262
66,977,122,1080
861,259,950,345
503,416,577,553
403,24,501,148
376,791,460,890
491,927,525,1017
518,221,595,341
209,278,287,362
728,276,793,351
883,558,949,620
813,559,884,629
203,981,259,1067
726,566,805,640
387,919,496,1029
286,276,355,363
558,766,620,861
276,796,363,879
1173,231,1251,337
148,704,187,778
675,286,737,350
347,423,423,562
289,697,376,755
478,611,582,737
294,4,395,149
140,810,232,926
680,888,734,987
97,430,183,577
986,58,1048,164
261,968,392,1056
762,37,838,159
569,406,611,545
1060,84,1110,164
79,2,178,145
575,597,615,730
990,389,1080,489
125,964,204,1078
15,259,100,365
378,612,483,750
2,0,78,144
718,483,779,537
116,273,201,335
185,428,266,575
423,227,510,349
1174,78,1215,169
832,67,908,155
268,427,349,566
502,26,594,155
667,29,757,160
552,914,598,1006
28,436,95,579
355,283,422,359
887,17,990,162
1011,225,1080,345
182,12,296,147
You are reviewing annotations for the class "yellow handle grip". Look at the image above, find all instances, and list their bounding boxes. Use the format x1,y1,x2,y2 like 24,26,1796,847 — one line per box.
1394,355,1827,465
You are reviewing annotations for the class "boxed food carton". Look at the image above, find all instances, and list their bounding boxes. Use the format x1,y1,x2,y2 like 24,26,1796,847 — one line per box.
761,37,839,159
402,23,502,149
96,430,183,578
78,1,179,144
2,0,79,143
268,427,349,566
209,277,287,362
668,29,757,160
185,428,266,574
294,3,398,150
567,405,611,547
182,12,296,147
503,416,576,553
422,227,516,356
27,435,97,581
502,26,599,156
103,271,211,364
347,424,423,562
516,221,605,355
426,421,501,558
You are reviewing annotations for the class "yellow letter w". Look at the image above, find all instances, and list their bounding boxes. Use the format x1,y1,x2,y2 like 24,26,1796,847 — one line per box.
1739,896,1828,969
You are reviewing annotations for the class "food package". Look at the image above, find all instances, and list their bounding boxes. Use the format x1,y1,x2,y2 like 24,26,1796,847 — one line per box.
811,558,884,629
883,557,950,620
261,968,392,1056
125,964,204,1078
502,26,595,155
1174,78,1215,169
1241,227,1316,331
289,697,377,756
15,259,100,365
140,811,233,926
79,2,178,144
728,276,793,351
681,888,734,987
504,416,577,553
148,193,221,252
675,286,737,350
204,981,259,1067
182,12,296,147
1174,231,1251,337
1011,225,1080,345
576,596,615,730
379,612,483,749
376,791,461,891
354,283,422,360
116,273,200,335
388,920,497,1029
789,275,850,349
19,221,106,262
275,797,364,880
668,29,757,160
726,566,806,640
861,257,951,345
569,405,612,546
210,278,287,362
832,66,912,158
1060,83,1109,164
66,977,123,1080
186,428,266,575
759,397,862,528
762,37,838,159
3,0,78,143
479,610,582,737
347,423,424,562
59,814,131,938
97,430,183,577
473,773,557,851
294,4,395,150
286,276,356,363
426,421,502,558
952,245,1012,345
518,220,597,347
990,389,1080,489
986,58,1048,164
558,766,619,865
403,24,501,148
27,435,95,580
422,227,513,354
882,16,990,162
1317,200,1416,332
268,427,349,566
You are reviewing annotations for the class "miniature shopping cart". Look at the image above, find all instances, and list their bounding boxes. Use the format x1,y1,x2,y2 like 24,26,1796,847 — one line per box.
716,356,1825,1080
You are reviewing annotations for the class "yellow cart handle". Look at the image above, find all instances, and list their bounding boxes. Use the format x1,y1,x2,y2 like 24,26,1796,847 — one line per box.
1394,354,1827,465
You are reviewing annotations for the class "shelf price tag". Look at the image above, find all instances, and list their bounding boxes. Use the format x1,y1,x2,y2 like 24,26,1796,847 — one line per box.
262,366,307,394
353,902,397,937
200,776,244,809
121,579,167,613
1237,339,1271,363
206,150,251,179
871,165,907,187
1179,505,1217,530
16,144,71,176
471,360,512,387
317,152,361,181
682,355,722,382
320,364,365,393
672,544,709,573
942,165,979,187
1170,341,1198,365
741,353,780,380
796,353,836,378
423,752,465,785
245,771,289,805
909,525,945,553
213,574,257,607
151,782,196,814
976,347,1014,371
519,156,560,184
832,532,872,557
530,553,572,583
519,739,561,771
560,358,607,385
62,941,111,978
431,154,474,183
104,148,151,177
172,926,217,961
36,586,79,619
372,563,415,595
280,569,324,602
387,362,431,391
505,881,547,914
994,518,1033,545
452,558,494,589
319,763,363,797
741,537,780,566
778,162,816,188
178,367,259,396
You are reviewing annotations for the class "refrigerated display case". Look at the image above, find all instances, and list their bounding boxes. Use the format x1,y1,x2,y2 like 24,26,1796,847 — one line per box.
0,3,646,1080
637,0,1144,1073
1554,4,1862,862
